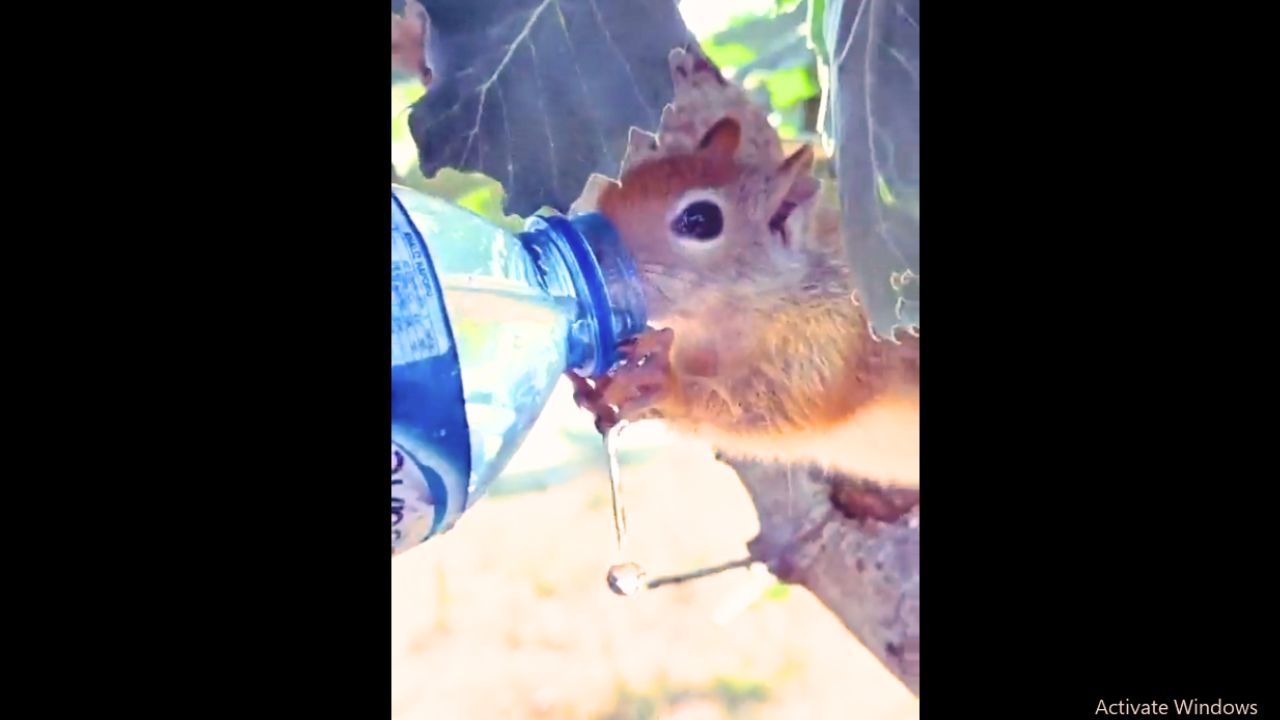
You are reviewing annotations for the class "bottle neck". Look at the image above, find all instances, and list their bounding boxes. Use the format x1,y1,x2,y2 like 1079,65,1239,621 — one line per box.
518,213,648,377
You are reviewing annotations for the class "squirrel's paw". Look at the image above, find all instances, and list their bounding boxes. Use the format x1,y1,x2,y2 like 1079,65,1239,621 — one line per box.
602,327,675,422
567,328,675,434
567,372,619,434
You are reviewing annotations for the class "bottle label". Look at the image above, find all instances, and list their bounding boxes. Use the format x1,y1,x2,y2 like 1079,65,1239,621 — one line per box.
392,194,452,366
391,191,473,555
391,442,437,551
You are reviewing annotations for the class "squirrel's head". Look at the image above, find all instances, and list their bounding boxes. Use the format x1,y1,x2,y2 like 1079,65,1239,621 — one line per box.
596,116,820,321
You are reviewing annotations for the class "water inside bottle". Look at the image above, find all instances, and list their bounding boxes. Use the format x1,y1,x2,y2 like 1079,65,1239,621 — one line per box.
437,275,577,500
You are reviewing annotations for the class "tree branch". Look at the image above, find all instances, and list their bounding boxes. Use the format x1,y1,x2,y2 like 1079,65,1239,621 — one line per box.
721,456,920,696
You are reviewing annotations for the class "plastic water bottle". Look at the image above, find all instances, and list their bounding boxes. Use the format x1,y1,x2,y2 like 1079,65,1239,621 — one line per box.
391,184,648,556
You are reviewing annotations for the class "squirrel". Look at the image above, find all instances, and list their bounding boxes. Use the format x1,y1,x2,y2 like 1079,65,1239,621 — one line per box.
569,113,920,491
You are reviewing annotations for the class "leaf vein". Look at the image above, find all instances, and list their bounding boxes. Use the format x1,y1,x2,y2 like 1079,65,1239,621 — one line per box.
586,0,658,118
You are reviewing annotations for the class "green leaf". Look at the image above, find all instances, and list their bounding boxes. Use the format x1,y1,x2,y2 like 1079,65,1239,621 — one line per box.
773,103,806,139
409,0,695,216
761,65,819,110
762,582,792,601
806,0,828,59
708,1,806,53
700,41,757,72
412,167,526,234
825,0,919,338
706,1,815,111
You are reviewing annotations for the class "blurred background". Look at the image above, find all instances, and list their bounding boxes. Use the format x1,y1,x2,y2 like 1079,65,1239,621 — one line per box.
392,1,919,717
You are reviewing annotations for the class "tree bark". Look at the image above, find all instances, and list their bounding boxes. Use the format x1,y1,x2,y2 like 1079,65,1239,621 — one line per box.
721,456,920,696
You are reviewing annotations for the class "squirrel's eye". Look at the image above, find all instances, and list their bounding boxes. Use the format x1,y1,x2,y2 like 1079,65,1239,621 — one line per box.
670,200,723,241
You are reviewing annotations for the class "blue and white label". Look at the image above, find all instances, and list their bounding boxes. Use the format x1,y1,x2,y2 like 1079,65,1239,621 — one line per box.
392,196,453,366
391,190,473,556
391,442,436,550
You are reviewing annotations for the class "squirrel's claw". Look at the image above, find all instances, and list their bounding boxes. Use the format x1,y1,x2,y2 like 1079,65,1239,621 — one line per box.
567,373,620,434
567,328,676,435
628,327,676,360
601,328,675,423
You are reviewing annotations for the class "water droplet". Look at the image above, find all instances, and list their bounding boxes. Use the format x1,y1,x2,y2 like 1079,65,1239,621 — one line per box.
607,562,647,596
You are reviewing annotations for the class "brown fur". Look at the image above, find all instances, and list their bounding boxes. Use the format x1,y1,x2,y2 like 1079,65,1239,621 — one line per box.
593,117,920,488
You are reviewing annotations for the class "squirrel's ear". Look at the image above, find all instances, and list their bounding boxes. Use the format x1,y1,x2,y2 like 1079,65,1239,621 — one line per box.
762,144,817,212
773,144,816,195
755,143,820,248
696,117,741,161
